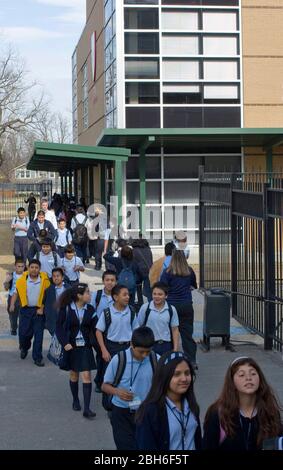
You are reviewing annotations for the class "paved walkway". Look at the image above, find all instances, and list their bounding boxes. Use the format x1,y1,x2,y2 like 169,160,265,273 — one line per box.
0,260,282,450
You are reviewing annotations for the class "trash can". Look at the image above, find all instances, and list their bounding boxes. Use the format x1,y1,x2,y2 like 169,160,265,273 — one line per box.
203,288,231,351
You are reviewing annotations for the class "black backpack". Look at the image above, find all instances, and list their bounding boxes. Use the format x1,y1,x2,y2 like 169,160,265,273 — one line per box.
103,305,136,338
102,349,158,412
89,290,103,348
95,289,103,309
142,302,174,343
72,216,88,245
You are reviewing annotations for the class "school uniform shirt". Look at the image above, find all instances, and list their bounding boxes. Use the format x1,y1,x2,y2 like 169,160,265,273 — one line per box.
56,228,72,247
44,209,58,230
62,256,84,282
27,276,42,307
38,252,62,278
96,304,139,342
159,256,172,279
137,301,179,342
55,285,66,299
104,347,158,409
90,290,114,319
11,217,30,237
9,272,22,296
70,301,88,342
165,397,198,451
136,402,202,451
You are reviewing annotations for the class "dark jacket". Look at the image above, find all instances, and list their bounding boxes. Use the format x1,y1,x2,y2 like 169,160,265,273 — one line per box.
56,303,97,348
136,402,202,451
203,409,260,451
132,239,153,279
103,251,143,284
160,267,197,304
27,219,56,243
43,282,70,335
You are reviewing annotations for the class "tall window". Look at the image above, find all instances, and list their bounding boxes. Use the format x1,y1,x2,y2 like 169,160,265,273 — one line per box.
82,63,88,129
72,51,78,143
105,0,117,128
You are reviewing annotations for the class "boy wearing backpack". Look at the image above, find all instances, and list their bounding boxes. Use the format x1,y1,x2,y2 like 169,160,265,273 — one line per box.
90,270,117,392
71,206,88,263
36,239,62,280
137,282,179,355
96,285,139,362
102,326,158,450
3,258,26,335
11,207,30,263
55,218,72,258
62,244,85,286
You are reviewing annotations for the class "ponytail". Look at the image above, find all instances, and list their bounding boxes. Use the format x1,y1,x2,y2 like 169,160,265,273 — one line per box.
58,283,88,310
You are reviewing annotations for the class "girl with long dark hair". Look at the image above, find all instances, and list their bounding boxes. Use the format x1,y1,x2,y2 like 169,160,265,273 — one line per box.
56,283,97,419
136,351,201,450
203,356,283,450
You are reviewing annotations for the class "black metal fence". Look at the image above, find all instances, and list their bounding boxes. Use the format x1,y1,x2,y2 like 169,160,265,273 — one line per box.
199,167,283,351
0,181,53,223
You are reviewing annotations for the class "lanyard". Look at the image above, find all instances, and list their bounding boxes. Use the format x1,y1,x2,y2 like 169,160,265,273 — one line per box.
74,305,85,332
130,359,143,389
166,401,190,451
239,414,253,451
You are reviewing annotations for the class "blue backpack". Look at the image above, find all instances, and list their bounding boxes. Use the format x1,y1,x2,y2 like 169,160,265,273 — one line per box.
118,261,136,293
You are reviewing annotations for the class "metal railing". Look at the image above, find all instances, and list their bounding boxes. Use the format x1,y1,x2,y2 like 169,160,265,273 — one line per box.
199,167,283,351
0,181,53,223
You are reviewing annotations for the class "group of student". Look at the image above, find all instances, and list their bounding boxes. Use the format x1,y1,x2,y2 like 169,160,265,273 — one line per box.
4,252,283,451
5,204,283,451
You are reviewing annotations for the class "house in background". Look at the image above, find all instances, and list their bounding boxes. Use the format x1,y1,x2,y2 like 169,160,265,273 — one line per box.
10,163,60,192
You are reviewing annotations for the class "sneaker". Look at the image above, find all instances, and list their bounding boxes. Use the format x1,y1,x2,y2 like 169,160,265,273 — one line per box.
34,359,45,367
20,349,28,359
83,410,96,420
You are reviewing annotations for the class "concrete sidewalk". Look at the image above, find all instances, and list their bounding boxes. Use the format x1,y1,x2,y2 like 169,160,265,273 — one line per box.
0,260,282,450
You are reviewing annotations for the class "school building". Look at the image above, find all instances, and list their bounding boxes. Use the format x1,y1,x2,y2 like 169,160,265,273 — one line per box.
28,1,283,254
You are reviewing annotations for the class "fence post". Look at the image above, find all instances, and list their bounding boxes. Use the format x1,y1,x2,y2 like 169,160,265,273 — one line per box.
263,183,275,350
230,174,238,317
198,165,205,288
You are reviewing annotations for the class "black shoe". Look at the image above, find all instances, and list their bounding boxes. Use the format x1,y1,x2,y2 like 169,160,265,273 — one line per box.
85,259,90,264
20,349,28,359
34,359,45,367
72,400,81,411
94,266,101,271
95,385,102,394
11,331,17,336
83,410,96,420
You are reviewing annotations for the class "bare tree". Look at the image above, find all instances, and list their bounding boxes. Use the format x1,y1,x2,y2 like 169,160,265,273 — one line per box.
0,44,47,165
33,109,71,144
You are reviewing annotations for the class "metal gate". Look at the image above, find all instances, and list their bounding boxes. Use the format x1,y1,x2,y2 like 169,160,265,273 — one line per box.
0,181,53,223
199,167,283,351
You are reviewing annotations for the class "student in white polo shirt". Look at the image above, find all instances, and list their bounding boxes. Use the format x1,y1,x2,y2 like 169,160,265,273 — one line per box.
36,239,62,280
62,244,85,286
55,218,72,258
137,282,179,356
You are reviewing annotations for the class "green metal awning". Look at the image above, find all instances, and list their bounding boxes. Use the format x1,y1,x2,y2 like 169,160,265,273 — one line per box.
27,141,130,172
97,127,283,153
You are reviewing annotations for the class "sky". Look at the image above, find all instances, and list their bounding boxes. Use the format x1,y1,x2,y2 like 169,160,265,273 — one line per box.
1,0,86,117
